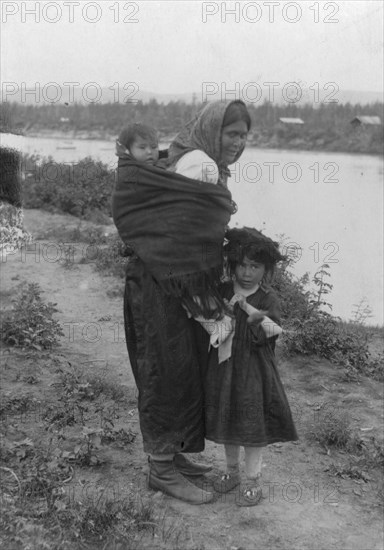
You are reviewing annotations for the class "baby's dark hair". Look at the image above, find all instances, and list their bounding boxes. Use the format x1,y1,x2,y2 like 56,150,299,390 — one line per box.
118,123,158,149
222,100,252,131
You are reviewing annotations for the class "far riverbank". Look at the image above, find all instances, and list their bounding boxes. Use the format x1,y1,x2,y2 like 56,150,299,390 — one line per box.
3,128,382,157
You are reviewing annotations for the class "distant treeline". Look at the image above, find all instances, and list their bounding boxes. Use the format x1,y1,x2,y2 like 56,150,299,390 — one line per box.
2,100,383,154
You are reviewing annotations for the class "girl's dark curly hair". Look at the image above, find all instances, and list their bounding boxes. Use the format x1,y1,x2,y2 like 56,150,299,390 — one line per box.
224,227,286,282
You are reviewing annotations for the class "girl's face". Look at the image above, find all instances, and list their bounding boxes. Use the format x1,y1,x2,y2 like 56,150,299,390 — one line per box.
235,256,265,290
221,120,248,164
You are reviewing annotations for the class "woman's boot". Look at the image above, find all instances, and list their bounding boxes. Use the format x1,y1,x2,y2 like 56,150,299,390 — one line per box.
148,457,214,504
174,453,212,476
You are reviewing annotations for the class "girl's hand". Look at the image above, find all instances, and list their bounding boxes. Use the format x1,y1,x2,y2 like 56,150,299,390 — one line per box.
229,293,245,306
234,295,247,310
247,309,269,324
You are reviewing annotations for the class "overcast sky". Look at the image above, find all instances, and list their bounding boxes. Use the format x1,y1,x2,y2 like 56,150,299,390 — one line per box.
1,0,383,97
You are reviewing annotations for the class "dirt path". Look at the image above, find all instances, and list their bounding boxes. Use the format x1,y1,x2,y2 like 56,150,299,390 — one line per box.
1,209,383,550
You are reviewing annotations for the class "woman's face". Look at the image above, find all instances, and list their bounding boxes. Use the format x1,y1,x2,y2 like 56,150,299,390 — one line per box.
221,120,249,164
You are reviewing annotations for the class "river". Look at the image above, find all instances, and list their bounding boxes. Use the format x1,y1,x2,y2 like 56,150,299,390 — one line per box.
2,133,383,325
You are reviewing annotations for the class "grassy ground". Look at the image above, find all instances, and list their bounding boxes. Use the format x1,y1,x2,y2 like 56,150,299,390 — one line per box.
1,209,383,550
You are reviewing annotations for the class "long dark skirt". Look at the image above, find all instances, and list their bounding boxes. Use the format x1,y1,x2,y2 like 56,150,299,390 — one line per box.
123,256,206,454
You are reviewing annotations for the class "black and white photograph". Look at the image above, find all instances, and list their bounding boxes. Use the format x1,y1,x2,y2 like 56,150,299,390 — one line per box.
1,1,383,548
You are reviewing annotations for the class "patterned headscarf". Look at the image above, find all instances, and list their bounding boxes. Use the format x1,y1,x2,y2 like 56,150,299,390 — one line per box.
168,100,249,186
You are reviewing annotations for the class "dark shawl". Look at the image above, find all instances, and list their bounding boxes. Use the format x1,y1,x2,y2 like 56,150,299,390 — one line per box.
112,158,235,317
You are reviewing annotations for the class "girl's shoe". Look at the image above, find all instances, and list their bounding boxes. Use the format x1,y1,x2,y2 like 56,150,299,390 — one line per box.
213,472,241,493
235,483,262,507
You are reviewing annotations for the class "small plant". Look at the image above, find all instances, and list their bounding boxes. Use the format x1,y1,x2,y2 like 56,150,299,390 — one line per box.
87,374,127,401
23,374,39,385
42,402,80,428
1,443,73,513
56,493,157,544
311,410,364,452
62,427,104,467
100,426,136,447
312,413,351,450
351,297,373,326
55,363,100,400
59,243,77,270
0,283,64,350
55,363,84,396
309,263,333,313
93,233,129,278
326,462,371,483
0,394,39,421
98,410,137,448
55,362,127,401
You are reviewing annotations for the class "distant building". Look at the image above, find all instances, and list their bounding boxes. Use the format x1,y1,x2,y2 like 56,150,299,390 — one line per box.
350,116,381,127
279,117,304,125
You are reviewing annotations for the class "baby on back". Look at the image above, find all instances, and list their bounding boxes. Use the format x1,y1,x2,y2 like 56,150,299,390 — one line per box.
116,123,160,165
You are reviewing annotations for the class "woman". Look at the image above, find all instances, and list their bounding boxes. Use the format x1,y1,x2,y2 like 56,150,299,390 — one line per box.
112,100,251,505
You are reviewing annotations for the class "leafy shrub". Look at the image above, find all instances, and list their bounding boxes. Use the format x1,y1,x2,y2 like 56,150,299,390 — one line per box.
274,261,382,380
22,155,115,218
283,313,371,368
36,221,110,246
92,233,128,279
0,282,64,350
274,262,312,321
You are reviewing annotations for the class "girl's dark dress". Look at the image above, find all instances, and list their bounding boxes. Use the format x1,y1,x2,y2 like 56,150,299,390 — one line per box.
205,282,298,446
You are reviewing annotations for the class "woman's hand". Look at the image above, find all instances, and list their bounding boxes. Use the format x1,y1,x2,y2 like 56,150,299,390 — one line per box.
223,298,235,316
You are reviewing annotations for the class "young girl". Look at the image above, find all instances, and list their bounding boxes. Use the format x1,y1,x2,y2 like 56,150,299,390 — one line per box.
204,227,298,506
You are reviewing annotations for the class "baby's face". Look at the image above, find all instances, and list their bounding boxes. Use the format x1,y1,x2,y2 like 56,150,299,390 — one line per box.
129,136,159,165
